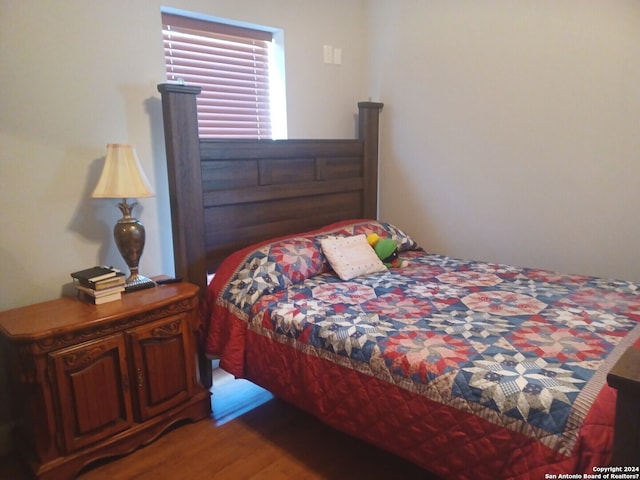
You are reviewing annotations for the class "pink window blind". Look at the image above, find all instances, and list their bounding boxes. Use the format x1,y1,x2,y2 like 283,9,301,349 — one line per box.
162,13,273,139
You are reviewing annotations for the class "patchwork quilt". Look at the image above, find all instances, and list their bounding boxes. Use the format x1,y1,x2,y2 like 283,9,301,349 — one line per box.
204,220,640,479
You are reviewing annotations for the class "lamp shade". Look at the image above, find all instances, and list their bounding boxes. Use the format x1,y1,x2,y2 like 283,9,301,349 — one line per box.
92,144,154,198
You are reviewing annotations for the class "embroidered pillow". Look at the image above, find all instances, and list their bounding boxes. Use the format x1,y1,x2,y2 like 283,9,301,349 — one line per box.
320,234,387,281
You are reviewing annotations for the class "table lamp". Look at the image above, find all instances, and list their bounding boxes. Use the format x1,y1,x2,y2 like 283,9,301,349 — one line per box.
92,143,156,291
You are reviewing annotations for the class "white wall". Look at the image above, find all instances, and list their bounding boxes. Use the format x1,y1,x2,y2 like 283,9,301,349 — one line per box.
370,0,640,282
0,0,369,453
0,0,369,311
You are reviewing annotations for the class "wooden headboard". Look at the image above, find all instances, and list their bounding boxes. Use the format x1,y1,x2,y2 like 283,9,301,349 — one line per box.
157,83,383,293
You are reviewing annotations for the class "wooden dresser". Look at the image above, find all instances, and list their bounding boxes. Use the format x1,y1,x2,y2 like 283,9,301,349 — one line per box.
607,346,640,466
0,282,211,479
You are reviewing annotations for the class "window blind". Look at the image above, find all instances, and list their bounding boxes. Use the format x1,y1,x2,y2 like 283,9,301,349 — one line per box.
162,13,273,139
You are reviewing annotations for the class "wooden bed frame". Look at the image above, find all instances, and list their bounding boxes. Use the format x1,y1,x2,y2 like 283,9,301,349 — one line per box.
157,83,382,295
156,83,639,467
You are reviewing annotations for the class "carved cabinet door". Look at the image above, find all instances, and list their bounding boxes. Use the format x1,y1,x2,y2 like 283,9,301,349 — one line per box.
126,313,195,421
49,333,134,453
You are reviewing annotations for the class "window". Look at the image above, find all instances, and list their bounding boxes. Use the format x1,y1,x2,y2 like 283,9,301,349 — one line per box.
162,12,285,139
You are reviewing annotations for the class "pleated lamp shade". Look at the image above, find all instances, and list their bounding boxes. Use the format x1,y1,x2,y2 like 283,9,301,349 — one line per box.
92,144,154,199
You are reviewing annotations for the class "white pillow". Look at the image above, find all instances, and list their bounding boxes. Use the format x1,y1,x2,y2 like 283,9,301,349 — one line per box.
320,234,388,281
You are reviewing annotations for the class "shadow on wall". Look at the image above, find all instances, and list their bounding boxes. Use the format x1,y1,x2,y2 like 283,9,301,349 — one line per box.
67,155,115,256
378,116,449,253
143,93,174,274
0,247,31,310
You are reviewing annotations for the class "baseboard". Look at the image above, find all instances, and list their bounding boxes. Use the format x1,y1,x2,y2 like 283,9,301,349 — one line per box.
0,422,13,455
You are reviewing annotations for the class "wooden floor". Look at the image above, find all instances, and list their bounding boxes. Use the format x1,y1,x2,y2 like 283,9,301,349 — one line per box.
1,366,437,480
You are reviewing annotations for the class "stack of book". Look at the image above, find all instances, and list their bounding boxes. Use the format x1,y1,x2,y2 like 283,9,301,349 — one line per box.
71,266,126,304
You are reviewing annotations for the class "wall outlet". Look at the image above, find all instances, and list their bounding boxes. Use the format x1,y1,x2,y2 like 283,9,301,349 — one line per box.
333,47,342,65
323,45,333,64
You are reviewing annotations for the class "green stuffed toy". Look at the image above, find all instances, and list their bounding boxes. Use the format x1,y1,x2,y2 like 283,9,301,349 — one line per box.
367,233,402,267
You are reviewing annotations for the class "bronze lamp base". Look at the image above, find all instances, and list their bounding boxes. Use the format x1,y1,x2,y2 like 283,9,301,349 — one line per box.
114,199,155,292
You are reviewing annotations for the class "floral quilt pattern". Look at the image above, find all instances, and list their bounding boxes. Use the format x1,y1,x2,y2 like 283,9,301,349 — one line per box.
217,229,640,455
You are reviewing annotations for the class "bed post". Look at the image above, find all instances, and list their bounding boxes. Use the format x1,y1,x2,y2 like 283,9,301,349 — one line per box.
358,101,384,220
157,83,207,294
158,83,213,388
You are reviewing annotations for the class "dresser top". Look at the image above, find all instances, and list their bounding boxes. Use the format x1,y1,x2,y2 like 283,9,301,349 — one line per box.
0,282,199,341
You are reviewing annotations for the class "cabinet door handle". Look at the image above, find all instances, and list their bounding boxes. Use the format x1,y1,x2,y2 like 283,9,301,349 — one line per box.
136,368,144,388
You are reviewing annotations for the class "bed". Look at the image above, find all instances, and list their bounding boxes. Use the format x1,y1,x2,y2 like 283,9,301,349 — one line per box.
157,83,640,479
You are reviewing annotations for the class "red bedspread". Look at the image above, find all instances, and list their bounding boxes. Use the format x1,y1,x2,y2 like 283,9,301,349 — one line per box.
203,220,640,479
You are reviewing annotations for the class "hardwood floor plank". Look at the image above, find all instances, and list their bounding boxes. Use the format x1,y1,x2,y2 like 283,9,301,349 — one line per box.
2,368,438,479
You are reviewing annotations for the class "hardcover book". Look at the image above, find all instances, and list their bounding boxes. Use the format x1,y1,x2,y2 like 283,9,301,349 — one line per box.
74,272,125,290
76,289,122,305
70,266,120,283
75,284,125,297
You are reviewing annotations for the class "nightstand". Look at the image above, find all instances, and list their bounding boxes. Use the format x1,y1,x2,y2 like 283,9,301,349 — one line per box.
0,282,211,480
